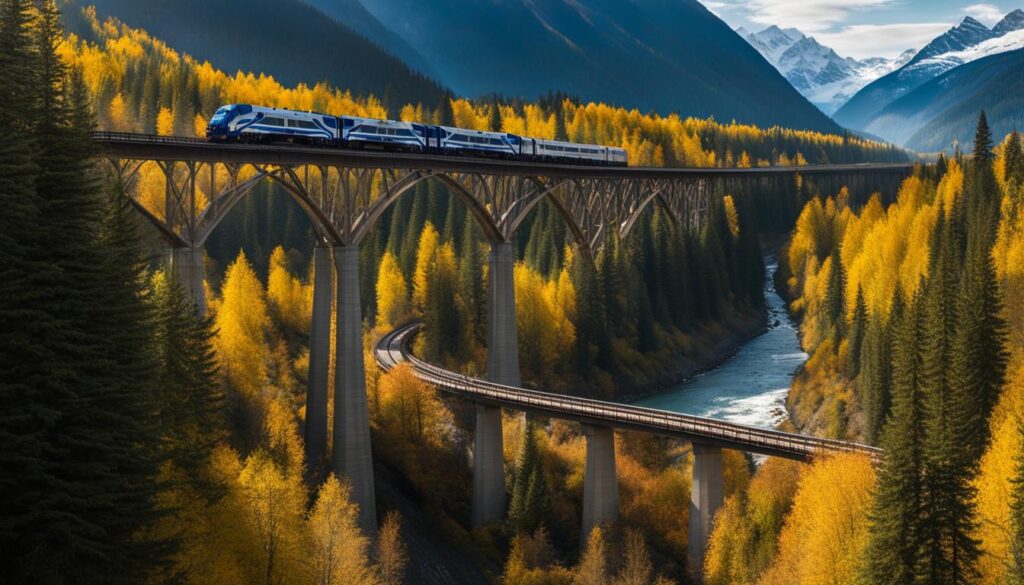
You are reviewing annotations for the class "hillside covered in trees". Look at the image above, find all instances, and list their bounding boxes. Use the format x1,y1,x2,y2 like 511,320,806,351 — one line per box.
58,6,906,169
14,3,1015,585
707,115,1024,585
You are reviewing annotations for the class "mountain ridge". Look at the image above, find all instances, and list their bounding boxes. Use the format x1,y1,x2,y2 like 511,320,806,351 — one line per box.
354,0,842,132
742,26,912,115
835,9,1024,132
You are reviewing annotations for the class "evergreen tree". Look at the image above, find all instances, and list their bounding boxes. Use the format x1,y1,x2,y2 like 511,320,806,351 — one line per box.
824,249,846,345
973,111,993,163
966,112,1001,248
863,288,924,585
917,214,980,585
152,270,225,494
848,287,867,377
459,212,485,346
0,0,55,578
508,419,549,535
1005,131,1024,186
489,97,502,132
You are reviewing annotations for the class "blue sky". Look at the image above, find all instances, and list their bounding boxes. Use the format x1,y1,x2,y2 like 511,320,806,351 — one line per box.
701,1,1020,58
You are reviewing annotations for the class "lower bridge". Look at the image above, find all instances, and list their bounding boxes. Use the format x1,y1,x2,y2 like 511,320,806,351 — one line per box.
376,322,880,577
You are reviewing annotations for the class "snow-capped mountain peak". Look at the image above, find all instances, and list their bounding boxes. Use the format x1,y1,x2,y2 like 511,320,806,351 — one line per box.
993,9,1024,35
746,25,806,64
742,26,911,114
908,16,996,65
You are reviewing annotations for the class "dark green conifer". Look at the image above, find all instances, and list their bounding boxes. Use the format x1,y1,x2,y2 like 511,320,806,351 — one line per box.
489,97,502,132
848,287,867,377
508,419,549,535
863,286,925,585
1005,131,1024,186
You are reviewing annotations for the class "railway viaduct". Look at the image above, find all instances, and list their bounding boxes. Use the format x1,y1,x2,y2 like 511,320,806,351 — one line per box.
95,132,906,578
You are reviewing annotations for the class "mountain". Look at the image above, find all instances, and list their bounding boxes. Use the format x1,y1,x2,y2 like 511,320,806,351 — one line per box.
994,8,1024,35
66,0,447,111
298,0,437,79
860,48,1024,152
356,0,842,132
746,25,805,64
835,12,1024,132
743,26,914,114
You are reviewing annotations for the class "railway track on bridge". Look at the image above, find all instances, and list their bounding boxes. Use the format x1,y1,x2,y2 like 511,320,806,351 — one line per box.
94,131,912,178
376,323,882,462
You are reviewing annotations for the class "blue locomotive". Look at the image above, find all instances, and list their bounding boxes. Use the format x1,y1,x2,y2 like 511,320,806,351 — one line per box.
206,104,628,166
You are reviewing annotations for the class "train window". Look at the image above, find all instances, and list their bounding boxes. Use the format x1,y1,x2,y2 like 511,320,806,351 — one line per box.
295,120,318,129
397,129,414,137
262,117,285,127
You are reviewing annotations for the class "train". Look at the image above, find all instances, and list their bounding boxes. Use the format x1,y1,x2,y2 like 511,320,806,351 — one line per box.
206,104,628,166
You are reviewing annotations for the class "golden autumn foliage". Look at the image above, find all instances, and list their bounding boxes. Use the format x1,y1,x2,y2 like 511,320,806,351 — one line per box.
705,458,802,585
307,475,376,585
214,251,271,397
59,7,901,171
515,263,577,384
757,454,875,585
412,223,440,315
375,251,410,329
267,246,312,335
376,363,451,448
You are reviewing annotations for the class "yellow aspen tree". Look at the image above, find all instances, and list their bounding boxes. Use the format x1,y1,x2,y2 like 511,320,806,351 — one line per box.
376,251,410,330
723,195,740,238
237,450,307,585
758,453,874,585
377,511,407,585
215,251,271,397
267,246,311,335
412,222,440,315
156,106,174,135
108,92,127,131
574,527,608,585
193,113,208,137
306,475,374,585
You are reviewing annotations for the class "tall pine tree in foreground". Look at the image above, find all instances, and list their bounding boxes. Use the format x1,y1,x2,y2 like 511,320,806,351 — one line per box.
1,2,164,582
863,288,925,585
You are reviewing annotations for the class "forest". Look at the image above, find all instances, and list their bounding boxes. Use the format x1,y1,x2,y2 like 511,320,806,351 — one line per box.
6,2,1020,585
702,115,1024,585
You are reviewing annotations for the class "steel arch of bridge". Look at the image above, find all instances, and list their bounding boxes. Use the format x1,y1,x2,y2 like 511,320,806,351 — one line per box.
96,132,912,255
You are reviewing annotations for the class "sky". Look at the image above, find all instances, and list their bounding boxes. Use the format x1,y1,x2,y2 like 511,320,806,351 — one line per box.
701,0,1020,59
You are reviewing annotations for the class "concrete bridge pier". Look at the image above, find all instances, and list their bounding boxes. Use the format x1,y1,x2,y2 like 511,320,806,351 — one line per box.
486,241,521,386
170,246,206,316
332,244,376,534
304,244,332,472
581,425,619,540
472,404,506,527
688,444,724,583
470,240,522,526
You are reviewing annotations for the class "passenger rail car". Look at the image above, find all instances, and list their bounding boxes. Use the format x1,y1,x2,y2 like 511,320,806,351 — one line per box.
207,104,628,166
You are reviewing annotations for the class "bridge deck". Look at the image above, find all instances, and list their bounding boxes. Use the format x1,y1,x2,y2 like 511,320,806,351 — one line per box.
375,323,881,461
94,132,912,178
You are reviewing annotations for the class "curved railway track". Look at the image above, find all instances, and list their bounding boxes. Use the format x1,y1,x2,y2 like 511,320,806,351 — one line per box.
375,323,882,462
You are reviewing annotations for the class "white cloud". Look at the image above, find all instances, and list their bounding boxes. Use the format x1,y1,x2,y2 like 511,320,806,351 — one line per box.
701,0,728,15
963,3,1004,25
734,0,897,32
815,22,953,58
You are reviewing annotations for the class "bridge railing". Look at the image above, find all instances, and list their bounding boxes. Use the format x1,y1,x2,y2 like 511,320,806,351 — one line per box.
378,324,881,460
93,131,209,145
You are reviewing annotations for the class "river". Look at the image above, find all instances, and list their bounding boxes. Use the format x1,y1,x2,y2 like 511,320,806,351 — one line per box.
632,257,806,429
